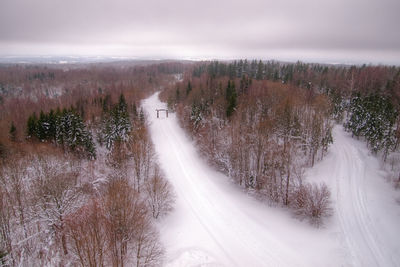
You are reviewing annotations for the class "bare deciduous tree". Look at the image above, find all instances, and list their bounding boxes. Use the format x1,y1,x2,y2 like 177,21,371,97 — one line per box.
106,141,130,180
0,186,13,265
145,167,174,219
291,182,332,226
103,178,147,266
132,219,163,267
33,156,83,256
129,127,154,192
66,198,107,267
2,159,29,239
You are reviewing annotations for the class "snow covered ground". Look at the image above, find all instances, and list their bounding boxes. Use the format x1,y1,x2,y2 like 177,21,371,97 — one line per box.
307,126,400,267
142,93,400,267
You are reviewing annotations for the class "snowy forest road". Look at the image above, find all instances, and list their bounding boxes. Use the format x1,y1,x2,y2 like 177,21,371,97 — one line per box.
143,93,400,267
316,127,400,267
143,93,342,267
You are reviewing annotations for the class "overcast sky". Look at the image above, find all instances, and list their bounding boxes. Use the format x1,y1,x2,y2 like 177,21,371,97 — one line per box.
0,0,399,64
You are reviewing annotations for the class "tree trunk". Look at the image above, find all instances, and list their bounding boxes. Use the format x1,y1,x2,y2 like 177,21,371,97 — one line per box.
285,170,290,206
311,149,315,167
136,243,141,267
62,233,68,255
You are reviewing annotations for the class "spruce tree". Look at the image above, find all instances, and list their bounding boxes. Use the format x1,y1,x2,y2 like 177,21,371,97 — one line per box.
256,60,264,80
346,93,397,156
176,88,180,102
26,108,95,158
131,102,138,119
37,111,48,141
139,108,145,125
101,94,131,149
190,103,203,131
9,122,16,142
48,109,57,140
27,112,38,139
186,81,192,96
226,81,237,118
56,110,96,159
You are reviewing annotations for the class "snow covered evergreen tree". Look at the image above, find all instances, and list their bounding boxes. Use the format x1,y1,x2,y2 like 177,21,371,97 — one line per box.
100,94,131,150
346,94,397,157
226,80,237,118
139,107,145,125
9,122,16,142
36,111,49,141
56,110,96,159
190,103,204,132
26,112,38,139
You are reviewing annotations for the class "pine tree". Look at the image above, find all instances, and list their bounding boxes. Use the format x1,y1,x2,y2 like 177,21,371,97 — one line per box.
346,93,397,156
48,109,57,140
176,88,180,102
256,60,264,80
26,107,95,158
118,94,128,113
56,110,96,159
190,103,203,132
102,94,112,112
346,93,365,137
226,81,237,118
321,126,333,153
9,122,16,142
0,142,5,159
186,81,192,96
37,110,48,141
101,94,131,150
131,102,138,119
273,70,279,81
139,108,145,125
27,112,38,139
310,116,322,166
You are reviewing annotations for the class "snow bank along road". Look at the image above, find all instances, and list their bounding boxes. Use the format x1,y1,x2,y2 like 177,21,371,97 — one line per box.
143,93,400,267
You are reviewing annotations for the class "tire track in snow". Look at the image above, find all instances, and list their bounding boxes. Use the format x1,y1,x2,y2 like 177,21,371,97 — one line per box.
331,127,394,267
166,115,305,267
163,108,291,266
143,93,305,267
163,119,239,266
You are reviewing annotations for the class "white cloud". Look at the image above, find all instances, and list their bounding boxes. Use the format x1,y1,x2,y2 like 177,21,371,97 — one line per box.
0,0,399,64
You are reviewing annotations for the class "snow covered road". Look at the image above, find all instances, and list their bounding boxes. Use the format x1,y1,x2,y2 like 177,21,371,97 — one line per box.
308,126,400,267
143,93,400,267
143,93,342,267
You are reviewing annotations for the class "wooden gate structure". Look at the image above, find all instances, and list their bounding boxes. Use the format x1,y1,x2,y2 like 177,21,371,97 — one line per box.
156,109,168,118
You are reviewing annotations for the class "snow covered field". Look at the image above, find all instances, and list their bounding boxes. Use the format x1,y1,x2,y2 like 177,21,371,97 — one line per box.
142,93,400,267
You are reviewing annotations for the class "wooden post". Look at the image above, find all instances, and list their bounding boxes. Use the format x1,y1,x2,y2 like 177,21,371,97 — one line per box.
166,110,168,118
157,110,159,118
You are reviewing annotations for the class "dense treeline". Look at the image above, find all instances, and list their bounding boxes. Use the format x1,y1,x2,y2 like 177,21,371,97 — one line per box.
173,60,400,184
26,107,96,159
191,60,400,99
161,59,400,223
345,94,398,160
162,66,334,225
0,61,186,149
0,62,181,266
